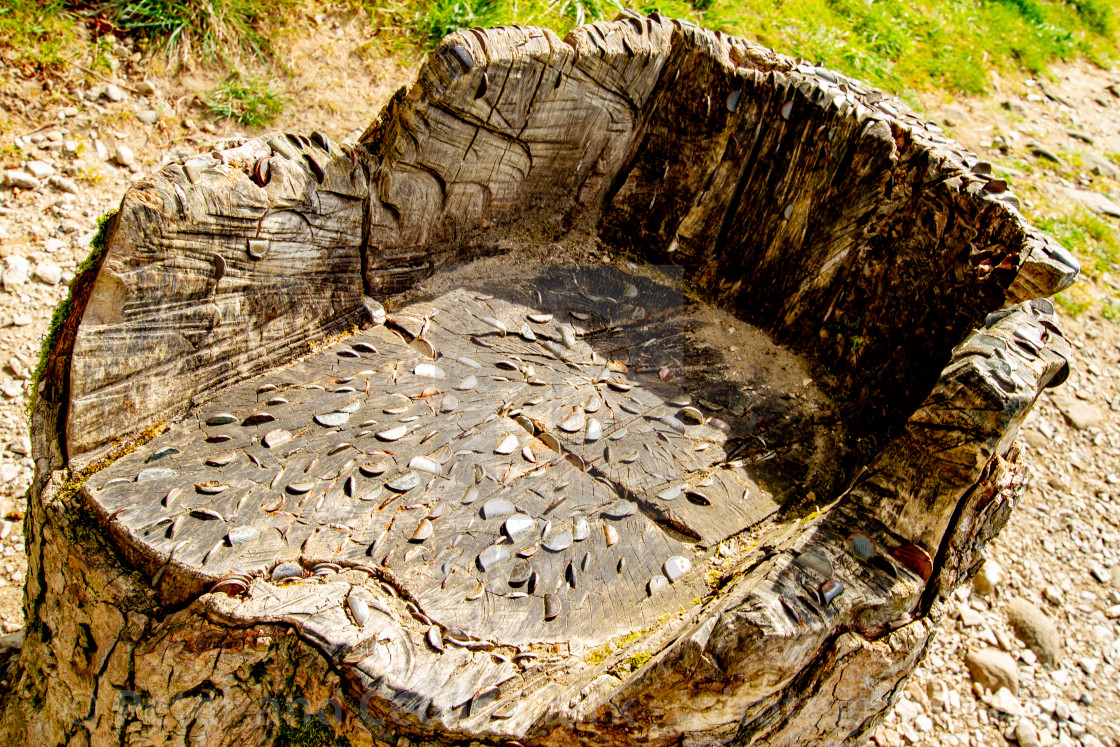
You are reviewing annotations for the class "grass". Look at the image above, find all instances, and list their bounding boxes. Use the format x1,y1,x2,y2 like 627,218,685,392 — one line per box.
1036,208,1120,279
1035,206,1120,321
205,75,288,127
108,0,294,62
1,0,1115,99
364,0,1118,96
0,0,84,73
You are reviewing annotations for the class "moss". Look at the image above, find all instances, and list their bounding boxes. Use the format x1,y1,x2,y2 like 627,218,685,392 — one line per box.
28,209,117,415
274,714,350,747
584,644,612,665
625,651,652,669
56,420,168,546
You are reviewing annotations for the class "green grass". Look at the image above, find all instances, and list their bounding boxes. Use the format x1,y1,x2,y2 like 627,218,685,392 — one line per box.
1036,208,1120,279
3,0,1117,98
205,75,288,127
367,0,1116,96
0,0,84,73
1036,206,1120,322
107,0,294,61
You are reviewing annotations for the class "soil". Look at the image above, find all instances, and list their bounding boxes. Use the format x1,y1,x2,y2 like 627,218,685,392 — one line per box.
1,9,1119,745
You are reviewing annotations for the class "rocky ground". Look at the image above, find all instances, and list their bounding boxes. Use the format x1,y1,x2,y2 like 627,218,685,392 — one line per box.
1,11,1120,746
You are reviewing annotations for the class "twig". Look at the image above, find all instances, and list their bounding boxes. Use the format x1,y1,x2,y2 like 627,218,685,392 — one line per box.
18,122,55,139
69,62,144,96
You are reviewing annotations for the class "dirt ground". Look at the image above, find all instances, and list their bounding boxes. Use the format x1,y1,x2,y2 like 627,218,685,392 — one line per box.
1,7,1119,745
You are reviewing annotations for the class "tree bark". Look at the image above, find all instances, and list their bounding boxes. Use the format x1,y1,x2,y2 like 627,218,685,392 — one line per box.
2,13,1077,747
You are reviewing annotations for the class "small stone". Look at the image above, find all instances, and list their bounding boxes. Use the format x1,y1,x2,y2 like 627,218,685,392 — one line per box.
1084,152,1120,180
114,145,135,166
1043,584,1063,606
104,83,126,102
24,160,54,179
648,575,669,595
3,170,39,190
1015,720,1041,747
136,110,159,125
964,648,1019,695
1005,598,1062,665
987,687,1022,717
3,256,30,290
959,605,985,627
47,175,79,194
32,261,61,285
1065,187,1120,218
973,558,1003,595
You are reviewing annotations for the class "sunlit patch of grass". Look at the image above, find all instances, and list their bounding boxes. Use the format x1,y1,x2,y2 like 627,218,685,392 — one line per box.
373,0,1117,97
0,0,85,74
1101,297,1120,324
108,0,295,62
205,75,288,128
1055,285,1093,317
1036,208,1120,279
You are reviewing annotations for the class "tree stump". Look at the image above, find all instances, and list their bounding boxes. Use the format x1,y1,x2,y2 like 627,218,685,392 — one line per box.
2,14,1079,747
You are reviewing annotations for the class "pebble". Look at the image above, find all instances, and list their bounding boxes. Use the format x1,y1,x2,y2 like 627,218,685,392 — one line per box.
964,648,1019,695
136,110,159,125
47,175,79,194
114,145,135,166
973,558,1002,595
3,170,38,190
33,262,62,286
104,83,126,102
24,161,53,180
3,257,29,290
1005,598,1063,665
1015,720,1042,747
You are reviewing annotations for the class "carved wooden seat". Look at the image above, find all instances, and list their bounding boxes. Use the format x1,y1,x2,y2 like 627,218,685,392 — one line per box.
8,13,1077,747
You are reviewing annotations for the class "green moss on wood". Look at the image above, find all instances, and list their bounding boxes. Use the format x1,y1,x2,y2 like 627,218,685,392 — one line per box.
28,209,117,416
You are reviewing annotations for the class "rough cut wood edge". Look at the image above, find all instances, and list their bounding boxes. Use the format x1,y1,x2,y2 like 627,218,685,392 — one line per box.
65,134,373,462
4,12,1079,747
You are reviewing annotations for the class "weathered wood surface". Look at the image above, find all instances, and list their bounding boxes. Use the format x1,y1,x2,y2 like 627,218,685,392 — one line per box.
4,12,1078,747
